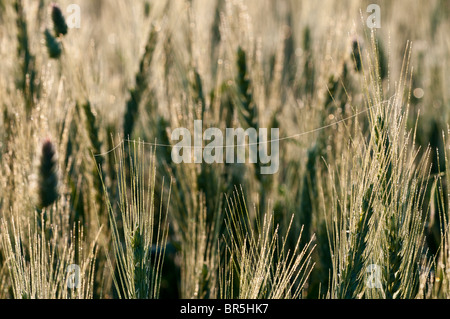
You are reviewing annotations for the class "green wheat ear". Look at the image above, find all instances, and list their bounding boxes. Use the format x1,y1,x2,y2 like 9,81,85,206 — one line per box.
351,37,363,73
15,0,38,115
79,101,107,216
235,46,273,212
44,28,62,59
338,184,374,298
37,138,59,209
144,1,151,18
375,37,388,81
190,68,206,119
51,3,68,37
105,141,170,299
155,116,173,166
282,11,296,86
131,226,147,298
123,25,158,140
235,47,258,130
302,26,316,97
81,102,103,161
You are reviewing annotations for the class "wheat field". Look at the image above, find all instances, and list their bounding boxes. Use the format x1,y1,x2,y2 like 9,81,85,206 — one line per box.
0,0,449,299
